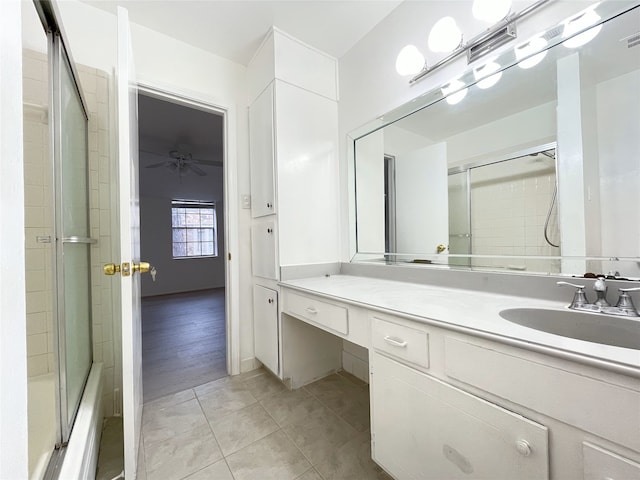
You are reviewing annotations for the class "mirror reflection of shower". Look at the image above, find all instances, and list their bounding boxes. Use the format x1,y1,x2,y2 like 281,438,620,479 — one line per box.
447,144,561,273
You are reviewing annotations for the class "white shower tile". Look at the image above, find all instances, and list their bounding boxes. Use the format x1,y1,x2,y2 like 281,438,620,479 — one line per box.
28,354,49,377
27,333,48,356
27,312,47,335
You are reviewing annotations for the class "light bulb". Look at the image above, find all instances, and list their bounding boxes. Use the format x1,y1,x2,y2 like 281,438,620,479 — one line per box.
395,45,425,76
474,61,502,89
515,37,548,69
428,17,462,53
472,0,512,23
442,79,468,105
562,9,602,48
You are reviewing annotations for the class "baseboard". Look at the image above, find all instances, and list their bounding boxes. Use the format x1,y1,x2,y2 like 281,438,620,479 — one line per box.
342,350,369,384
240,357,262,373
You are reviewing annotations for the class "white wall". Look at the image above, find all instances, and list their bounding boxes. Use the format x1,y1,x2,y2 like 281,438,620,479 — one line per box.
395,143,449,255
1,0,28,477
139,155,225,296
57,0,255,370
354,130,385,254
338,0,600,260
597,69,640,276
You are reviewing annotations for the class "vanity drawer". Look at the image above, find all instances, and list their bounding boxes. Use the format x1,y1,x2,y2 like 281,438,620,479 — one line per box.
444,337,640,451
284,291,348,335
372,317,429,369
583,442,640,480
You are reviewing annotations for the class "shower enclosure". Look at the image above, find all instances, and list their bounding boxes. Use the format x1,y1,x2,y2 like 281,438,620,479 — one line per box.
23,1,95,477
447,145,560,273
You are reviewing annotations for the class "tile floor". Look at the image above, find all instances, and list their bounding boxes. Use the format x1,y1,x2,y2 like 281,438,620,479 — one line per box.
136,368,392,480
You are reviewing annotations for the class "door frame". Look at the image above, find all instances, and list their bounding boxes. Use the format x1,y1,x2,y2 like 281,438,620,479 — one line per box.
135,82,240,376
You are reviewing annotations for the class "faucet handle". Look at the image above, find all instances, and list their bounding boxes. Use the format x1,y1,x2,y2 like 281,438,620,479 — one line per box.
557,281,589,309
615,287,640,317
618,287,640,293
557,281,585,289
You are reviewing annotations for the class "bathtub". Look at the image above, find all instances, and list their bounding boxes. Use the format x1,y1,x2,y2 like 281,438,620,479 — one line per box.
28,373,56,480
28,363,104,480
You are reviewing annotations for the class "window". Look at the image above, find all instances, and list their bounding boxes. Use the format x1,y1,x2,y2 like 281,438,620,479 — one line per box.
171,200,217,258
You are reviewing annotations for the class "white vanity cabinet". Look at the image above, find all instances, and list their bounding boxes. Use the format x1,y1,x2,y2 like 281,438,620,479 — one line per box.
371,352,549,480
247,29,340,378
249,84,276,219
253,285,279,375
248,79,340,279
279,280,640,480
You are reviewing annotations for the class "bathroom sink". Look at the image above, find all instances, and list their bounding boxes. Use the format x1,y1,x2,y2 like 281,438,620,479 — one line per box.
499,308,640,350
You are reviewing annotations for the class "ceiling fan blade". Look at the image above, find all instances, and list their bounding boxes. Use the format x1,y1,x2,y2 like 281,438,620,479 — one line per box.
193,158,223,167
146,161,171,168
189,164,207,176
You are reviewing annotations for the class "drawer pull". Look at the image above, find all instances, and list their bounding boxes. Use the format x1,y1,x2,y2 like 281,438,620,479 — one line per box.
305,307,318,315
384,336,408,348
515,439,531,457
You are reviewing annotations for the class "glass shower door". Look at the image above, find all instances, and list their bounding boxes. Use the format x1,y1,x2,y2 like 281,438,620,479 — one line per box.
52,37,93,442
447,171,471,267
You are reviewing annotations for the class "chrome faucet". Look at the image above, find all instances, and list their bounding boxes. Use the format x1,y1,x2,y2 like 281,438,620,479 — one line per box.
557,280,640,317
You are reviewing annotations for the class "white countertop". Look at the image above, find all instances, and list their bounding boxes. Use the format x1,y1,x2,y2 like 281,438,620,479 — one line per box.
280,274,640,376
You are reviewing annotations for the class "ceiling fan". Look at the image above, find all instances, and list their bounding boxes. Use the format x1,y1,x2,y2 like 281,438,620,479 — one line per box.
145,150,221,177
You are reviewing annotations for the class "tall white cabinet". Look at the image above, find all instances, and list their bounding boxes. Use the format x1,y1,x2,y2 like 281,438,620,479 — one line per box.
248,28,340,377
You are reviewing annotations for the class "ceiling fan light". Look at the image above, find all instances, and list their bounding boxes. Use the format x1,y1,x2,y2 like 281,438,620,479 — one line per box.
428,17,462,53
396,45,426,76
562,9,602,48
472,0,512,23
515,36,548,69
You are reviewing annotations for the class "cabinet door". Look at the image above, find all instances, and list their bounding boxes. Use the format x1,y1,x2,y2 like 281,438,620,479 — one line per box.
251,219,277,280
253,285,279,375
371,353,549,480
249,83,276,218
274,81,340,266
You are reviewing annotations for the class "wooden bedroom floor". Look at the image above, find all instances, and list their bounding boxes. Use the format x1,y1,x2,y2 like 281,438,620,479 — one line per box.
142,288,227,402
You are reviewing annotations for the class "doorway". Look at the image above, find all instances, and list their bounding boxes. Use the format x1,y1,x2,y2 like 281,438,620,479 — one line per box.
137,91,228,402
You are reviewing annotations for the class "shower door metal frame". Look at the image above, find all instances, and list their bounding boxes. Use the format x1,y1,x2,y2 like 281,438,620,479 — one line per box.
38,0,94,449
50,32,93,447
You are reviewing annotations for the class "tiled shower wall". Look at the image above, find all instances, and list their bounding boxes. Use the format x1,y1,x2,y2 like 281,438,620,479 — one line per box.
22,50,118,416
77,64,118,417
23,49,55,377
469,157,561,273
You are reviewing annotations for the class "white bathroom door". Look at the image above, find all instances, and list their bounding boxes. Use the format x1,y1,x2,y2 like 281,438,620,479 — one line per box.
116,6,143,478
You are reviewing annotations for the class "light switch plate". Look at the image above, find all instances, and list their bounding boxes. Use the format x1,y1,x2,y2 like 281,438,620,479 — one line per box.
241,194,251,209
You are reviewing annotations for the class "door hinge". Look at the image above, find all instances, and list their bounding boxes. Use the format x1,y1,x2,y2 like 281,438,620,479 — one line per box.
228,252,231,261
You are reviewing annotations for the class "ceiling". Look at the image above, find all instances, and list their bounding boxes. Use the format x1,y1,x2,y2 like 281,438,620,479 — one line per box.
79,0,402,65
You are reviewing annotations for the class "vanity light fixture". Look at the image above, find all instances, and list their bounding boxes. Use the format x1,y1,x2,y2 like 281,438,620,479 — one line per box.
473,61,502,89
562,8,602,48
396,45,426,76
472,0,513,23
406,0,551,85
441,79,468,105
515,36,548,69
428,16,463,53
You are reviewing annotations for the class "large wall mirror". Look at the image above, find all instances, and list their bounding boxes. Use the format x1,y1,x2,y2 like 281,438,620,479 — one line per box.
353,2,640,279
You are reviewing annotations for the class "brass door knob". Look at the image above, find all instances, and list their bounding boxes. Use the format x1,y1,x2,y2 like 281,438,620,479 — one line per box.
104,261,156,281
103,263,121,275
437,244,447,253
132,261,150,273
